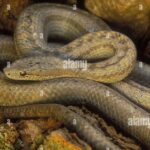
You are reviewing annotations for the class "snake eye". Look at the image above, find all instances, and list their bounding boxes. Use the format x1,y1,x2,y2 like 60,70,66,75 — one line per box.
20,71,26,76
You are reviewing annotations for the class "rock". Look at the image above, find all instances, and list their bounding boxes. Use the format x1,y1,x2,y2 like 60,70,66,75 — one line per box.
85,0,150,41
69,106,142,150
16,118,61,149
38,128,91,150
0,0,31,32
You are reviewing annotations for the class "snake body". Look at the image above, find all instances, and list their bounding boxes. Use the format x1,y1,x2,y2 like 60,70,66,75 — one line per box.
14,3,110,56
0,104,120,150
0,3,150,149
0,36,17,61
3,3,137,83
4,30,137,83
130,62,150,88
112,79,150,111
0,75,150,148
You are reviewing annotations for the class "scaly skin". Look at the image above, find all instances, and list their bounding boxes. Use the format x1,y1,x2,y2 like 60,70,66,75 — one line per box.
1,35,149,108
111,79,150,111
1,3,136,83
0,104,120,150
0,35,18,61
14,3,110,56
0,75,150,147
0,3,149,149
111,62,150,111
4,3,136,83
4,31,137,83
1,34,149,112
130,61,150,88
0,35,64,62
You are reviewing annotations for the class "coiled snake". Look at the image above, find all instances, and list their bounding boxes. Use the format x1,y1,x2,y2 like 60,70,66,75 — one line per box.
0,3,150,149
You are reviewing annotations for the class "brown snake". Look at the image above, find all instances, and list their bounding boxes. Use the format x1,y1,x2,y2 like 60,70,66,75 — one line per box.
0,3,150,149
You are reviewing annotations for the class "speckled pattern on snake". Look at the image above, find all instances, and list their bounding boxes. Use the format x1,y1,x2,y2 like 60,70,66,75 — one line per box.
0,3,150,149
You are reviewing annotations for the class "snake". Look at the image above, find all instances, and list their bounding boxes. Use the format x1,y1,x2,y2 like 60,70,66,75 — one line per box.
0,3,150,149
0,103,121,150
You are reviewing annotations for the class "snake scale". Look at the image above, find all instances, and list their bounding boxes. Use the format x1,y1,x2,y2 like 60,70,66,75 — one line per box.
0,3,150,149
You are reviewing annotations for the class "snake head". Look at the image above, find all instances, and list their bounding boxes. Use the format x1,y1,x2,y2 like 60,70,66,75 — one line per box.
3,56,42,80
4,63,30,80
3,55,65,81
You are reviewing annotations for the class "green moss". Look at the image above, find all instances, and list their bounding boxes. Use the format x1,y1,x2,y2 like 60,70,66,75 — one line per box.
0,125,17,150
